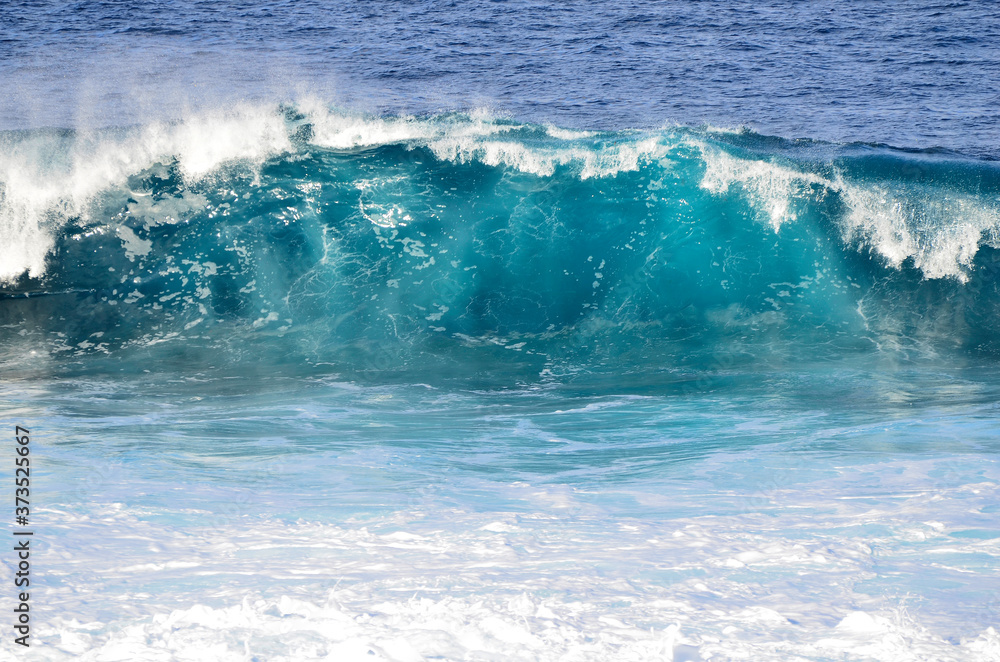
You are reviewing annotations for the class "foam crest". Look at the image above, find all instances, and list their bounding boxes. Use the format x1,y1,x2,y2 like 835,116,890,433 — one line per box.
837,178,1000,282
698,145,831,230
306,102,668,178
0,106,290,283
145,106,291,179
0,138,65,281
427,134,667,178
698,144,1000,281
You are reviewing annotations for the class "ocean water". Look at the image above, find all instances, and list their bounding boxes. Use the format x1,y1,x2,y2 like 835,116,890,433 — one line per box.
2,2,1000,661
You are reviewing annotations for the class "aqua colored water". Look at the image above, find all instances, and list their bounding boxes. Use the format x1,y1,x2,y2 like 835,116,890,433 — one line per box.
2,3,1000,660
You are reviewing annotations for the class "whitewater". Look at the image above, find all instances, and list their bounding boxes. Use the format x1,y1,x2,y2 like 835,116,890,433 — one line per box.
3,2,1000,661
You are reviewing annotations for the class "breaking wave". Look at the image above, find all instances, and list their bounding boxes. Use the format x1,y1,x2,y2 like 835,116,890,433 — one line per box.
2,103,1000,377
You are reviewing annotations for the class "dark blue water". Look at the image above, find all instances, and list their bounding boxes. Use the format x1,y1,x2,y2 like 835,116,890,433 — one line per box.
3,1,1000,155
2,3,1000,660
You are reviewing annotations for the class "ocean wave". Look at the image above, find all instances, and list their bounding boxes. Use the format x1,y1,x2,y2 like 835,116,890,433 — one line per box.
1,102,999,373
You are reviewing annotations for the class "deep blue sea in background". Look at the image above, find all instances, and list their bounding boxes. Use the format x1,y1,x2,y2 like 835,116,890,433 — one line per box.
1,2,1000,660
3,0,1000,155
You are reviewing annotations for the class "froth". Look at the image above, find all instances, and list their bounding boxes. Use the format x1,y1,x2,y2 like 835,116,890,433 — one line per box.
0,106,290,284
21,474,1000,662
837,179,1000,282
698,144,1000,281
305,101,667,178
428,135,667,179
699,146,830,230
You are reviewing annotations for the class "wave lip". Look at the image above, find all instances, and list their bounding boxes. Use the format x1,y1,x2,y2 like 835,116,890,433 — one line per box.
0,105,291,283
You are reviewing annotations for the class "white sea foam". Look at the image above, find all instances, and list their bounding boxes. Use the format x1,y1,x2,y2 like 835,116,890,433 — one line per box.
697,144,1000,281
0,105,289,284
5,453,998,661
302,98,464,149
126,190,210,228
435,135,669,179
699,145,830,230
306,101,666,179
544,125,597,140
835,177,1000,282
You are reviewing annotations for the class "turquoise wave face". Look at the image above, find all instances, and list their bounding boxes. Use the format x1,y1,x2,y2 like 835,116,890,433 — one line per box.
2,107,999,380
